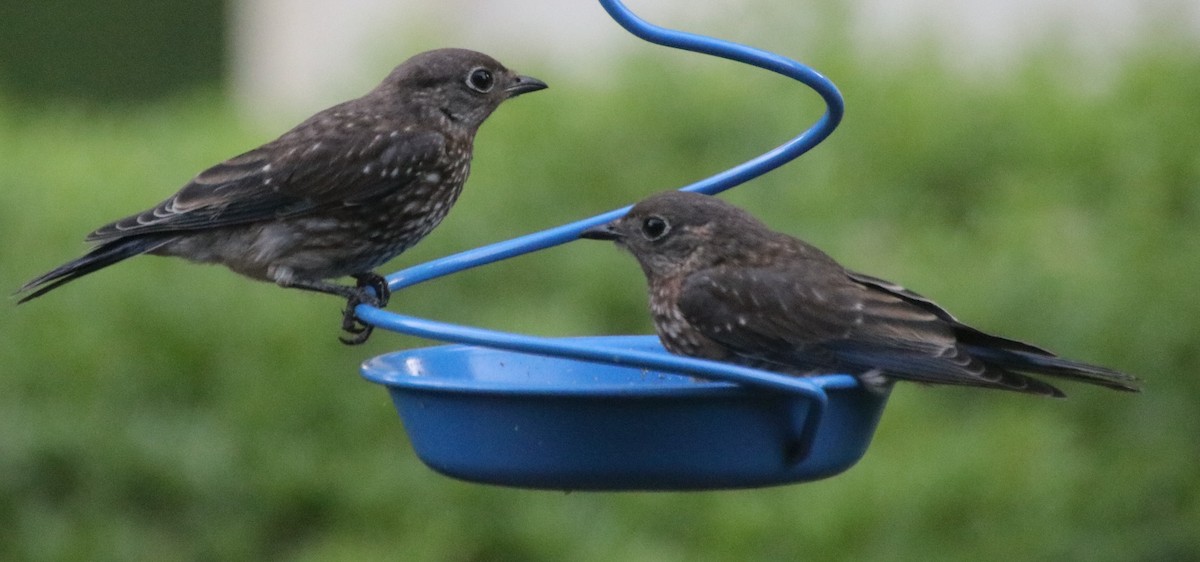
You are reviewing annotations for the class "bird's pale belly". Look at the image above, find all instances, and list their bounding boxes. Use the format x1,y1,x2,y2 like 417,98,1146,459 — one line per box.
157,182,463,282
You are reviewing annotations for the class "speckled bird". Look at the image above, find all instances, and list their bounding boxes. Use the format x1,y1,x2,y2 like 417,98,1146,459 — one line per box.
16,48,547,344
582,191,1141,397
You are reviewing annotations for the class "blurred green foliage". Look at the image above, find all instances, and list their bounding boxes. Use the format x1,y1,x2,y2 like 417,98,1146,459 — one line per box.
2,39,1198,561
0,0,224,103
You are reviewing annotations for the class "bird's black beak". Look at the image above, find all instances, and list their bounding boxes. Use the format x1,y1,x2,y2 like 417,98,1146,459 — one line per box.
505,75,548,98
580,223,622,241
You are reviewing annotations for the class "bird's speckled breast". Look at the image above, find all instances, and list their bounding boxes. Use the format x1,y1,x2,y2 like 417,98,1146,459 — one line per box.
339,160,470,273
649,275,728,361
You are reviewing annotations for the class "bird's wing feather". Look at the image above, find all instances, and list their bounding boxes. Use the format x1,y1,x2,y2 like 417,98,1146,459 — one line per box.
677,263,1061,393
87,128,446,241
678,263,951,354
847,270,1138,391
846,270,1057,356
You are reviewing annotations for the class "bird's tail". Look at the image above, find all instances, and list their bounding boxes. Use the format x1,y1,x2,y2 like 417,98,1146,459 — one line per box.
15,236,173,304
967,346,1141,393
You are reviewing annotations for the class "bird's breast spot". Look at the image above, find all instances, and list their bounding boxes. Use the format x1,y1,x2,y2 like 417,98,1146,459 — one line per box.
423,172,441,183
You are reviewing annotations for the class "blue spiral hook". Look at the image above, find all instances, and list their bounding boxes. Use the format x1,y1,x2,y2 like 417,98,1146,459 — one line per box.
356,0,846,397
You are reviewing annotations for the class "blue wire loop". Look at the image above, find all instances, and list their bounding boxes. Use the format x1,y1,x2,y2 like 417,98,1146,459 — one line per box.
359,0,847,452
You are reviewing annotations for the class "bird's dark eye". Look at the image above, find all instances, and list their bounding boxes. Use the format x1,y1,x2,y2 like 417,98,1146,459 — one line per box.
641,216,670,241
466,68,495,93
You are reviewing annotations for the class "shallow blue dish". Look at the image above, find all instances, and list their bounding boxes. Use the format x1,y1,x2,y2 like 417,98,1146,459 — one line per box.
360,335,889,491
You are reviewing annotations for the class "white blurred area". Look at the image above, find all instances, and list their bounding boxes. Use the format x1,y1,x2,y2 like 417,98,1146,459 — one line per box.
231,0,1200,123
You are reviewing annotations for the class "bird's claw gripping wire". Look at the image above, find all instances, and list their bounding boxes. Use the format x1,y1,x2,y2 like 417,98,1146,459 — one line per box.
339,273,391,345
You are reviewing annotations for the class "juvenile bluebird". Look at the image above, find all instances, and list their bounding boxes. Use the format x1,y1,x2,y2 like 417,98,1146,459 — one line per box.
581,191,1141,397
16,48,547,344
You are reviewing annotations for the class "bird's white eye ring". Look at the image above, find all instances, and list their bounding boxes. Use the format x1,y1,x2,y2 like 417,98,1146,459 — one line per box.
466,68,495,93
641,216,670,241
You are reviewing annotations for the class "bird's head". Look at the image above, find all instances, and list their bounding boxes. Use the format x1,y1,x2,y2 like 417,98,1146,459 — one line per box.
378,48,547,129
581,191,773,280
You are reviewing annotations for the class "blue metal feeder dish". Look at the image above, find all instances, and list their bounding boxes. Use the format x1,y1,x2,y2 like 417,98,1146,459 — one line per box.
354,0,869,490
362,336,888,490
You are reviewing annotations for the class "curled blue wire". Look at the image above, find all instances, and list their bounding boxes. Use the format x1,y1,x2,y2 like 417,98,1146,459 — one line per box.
359,0,846,399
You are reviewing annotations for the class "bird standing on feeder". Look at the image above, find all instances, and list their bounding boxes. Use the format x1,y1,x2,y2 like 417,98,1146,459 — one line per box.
581,191,1141,397
16,48,547,344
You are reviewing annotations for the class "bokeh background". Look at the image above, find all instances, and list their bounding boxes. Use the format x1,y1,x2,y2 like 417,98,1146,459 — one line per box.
2,0,1197,560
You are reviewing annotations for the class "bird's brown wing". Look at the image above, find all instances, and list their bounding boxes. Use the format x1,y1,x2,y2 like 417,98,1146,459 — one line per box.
847,271,1138,391
678,263,1064,395
845,270,1056,356
87,127,446,241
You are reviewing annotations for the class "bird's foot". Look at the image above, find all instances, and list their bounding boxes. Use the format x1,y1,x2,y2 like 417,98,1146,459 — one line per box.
339,273,391,346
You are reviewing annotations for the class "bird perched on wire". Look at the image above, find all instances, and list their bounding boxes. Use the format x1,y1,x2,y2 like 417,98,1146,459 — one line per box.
15,48,547,344
581,191,1141,397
